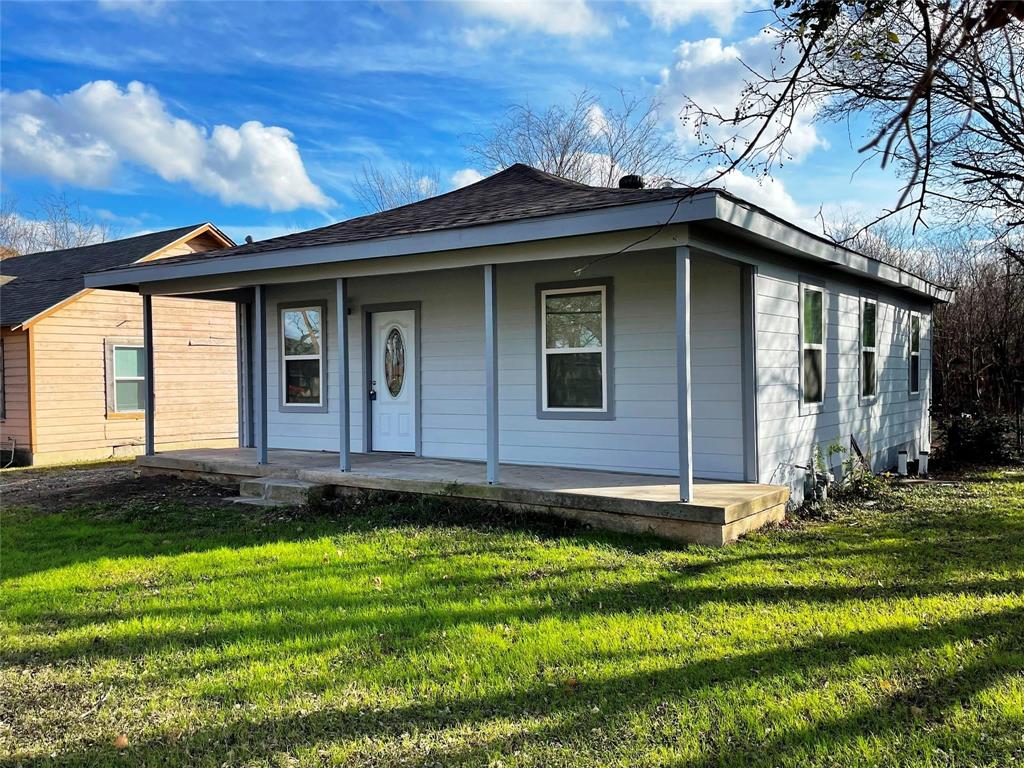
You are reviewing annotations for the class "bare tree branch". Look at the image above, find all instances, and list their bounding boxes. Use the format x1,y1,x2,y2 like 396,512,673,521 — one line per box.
466,89,680,186
353,163,442,213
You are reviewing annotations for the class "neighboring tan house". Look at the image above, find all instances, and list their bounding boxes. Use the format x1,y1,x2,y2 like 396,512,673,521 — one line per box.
1,224,239,466
85,166,952,544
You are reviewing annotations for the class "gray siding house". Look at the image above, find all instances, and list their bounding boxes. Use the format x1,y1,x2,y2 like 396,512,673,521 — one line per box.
86,165,950,544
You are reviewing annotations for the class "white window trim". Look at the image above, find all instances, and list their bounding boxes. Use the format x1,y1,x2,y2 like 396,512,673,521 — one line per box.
111,343,145,414
540,284,608,413
909,310,921,396
799,281,826,412
280,303,326,409
860,296,878,402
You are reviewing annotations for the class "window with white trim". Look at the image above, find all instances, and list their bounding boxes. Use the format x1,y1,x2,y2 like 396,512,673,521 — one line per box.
909,312,921,394
541,285,607,412
111,344,145,413
281,305,323,406
861,297,877,398
801,284,825,404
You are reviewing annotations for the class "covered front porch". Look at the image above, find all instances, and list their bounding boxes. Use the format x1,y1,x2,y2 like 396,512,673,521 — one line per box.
137,447,788,546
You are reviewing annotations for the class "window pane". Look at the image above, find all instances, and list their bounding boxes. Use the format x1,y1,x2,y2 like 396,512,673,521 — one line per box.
384,327,406,397
862,302,876,347
285,359,321,404
803,349,823,403
114,380,144,412
803,289,822,345
911,315,920,352
547,353,603,409
545,291,602,349
910,356,920,393
862,351,876,397
283,308,322,356
114,346,144,378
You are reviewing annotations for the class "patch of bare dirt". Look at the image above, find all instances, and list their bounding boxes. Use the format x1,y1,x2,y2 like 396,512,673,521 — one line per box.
1,462,237,512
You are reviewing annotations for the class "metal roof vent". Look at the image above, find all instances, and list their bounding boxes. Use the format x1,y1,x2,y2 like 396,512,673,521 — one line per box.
618,174,644,189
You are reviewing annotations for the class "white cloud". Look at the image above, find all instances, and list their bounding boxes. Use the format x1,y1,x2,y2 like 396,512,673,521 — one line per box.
715,169,818,229
639,0,760,35
586,103,609,136
660,33,826,165
456,0,607,38
0,80,332,212
451,168,485,188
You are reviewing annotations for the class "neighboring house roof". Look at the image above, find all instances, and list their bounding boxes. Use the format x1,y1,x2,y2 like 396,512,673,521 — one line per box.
85,165,953,302
0,223,232,328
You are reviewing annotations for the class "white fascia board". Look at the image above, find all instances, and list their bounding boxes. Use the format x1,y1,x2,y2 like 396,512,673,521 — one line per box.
85,196,714,289
137,226,690,296
714,197,953,302
83,189,950,303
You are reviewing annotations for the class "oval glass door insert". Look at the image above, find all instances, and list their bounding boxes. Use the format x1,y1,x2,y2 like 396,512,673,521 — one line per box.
384,327,406,397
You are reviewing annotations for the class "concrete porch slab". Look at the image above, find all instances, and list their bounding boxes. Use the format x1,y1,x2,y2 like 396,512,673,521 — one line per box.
137,448,789,546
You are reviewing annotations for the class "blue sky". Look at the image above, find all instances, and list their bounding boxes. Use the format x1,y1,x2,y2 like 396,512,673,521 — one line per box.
0,0,903,245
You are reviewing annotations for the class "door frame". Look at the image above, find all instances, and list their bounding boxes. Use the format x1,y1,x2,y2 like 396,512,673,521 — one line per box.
362,301,422,455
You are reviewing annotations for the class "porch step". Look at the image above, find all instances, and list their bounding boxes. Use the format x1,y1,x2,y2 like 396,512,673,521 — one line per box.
233,477,327,506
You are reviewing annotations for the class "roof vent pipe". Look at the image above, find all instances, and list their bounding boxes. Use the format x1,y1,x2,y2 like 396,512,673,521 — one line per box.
245,235,254,244
618,174,644,189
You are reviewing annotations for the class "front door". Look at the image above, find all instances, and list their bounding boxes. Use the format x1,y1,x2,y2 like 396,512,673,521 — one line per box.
370,309,416,452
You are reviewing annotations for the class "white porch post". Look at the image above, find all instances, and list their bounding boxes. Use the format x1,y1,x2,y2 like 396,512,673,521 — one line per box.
675,246,694,502
253,284,269,465
336,278,351,471
142,293,155,456
484,264,499,484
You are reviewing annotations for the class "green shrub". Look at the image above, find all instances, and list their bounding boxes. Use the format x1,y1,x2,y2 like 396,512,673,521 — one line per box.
938,412,1016,464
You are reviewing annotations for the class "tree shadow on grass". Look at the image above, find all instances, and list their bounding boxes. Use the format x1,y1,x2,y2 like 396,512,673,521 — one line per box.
1,480,681,582
6,477,1023,673
18,605,1023,767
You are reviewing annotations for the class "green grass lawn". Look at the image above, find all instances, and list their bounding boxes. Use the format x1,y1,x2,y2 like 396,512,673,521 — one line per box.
2,470,1023,767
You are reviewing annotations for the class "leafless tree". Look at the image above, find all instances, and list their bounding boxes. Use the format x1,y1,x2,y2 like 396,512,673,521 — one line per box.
353,162,442,213
834,214,1023,414
679,0,1024,262
0,194,113,256
467,89,680,186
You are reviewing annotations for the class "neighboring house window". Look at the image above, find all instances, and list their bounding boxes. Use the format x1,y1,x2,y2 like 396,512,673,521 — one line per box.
541,284,608,412
909,311,921,394
801,283,825,404
861,297,877,399
111,344,145,413
281,304,324,406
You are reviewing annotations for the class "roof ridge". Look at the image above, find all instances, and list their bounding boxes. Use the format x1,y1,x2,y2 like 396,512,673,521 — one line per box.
11,223,205,260
217,165,555,254
507,163,595,189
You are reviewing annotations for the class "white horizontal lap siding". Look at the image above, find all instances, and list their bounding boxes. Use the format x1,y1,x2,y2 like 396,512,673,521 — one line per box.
265,271,484,457
753,262,932,500
266,254,745,478
265,281,346,452
497,252,744,478
689,258,744,479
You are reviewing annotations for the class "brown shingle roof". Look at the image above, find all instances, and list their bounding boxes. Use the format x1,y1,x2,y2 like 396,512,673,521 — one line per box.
0,225,205,327
141,164,694,270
